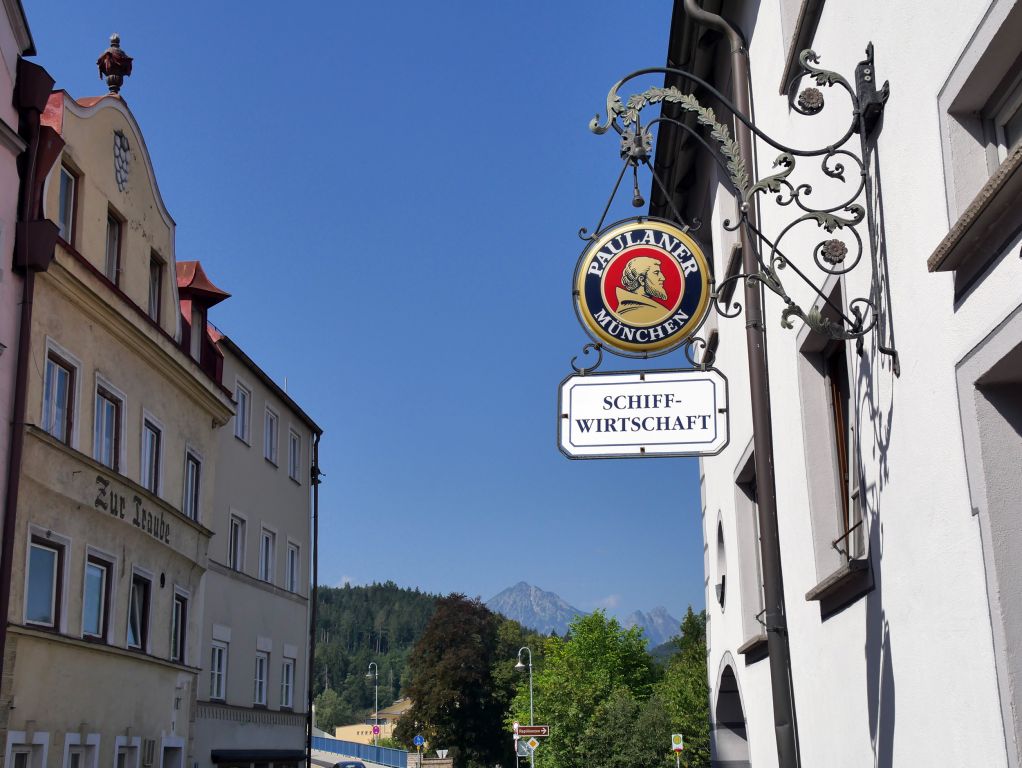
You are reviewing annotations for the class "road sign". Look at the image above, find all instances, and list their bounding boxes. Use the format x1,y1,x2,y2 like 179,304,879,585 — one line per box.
436,750,448,759
558,368,730,458
515,725,549,737
526,738,540,751
413,735,425,747
372,725,380,735
671,733,684,752
516,740,530,758
512,721,519,734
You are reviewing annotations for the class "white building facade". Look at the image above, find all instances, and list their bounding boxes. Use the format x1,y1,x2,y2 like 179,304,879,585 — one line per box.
650,0,1022,765
192,324,320,768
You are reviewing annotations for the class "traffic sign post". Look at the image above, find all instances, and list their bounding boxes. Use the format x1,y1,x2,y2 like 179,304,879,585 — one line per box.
671,733,684,768
413,735,425,768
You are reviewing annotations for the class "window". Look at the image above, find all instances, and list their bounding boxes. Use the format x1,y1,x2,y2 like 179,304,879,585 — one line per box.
26,536,63,627
67,748,83,768
734,448,766,657
93,385,122,470
288,430,301,482
234,383,251,443
141,419,161,494
126,572,151,650
281,658,295,708
82,554,111,640
823,341,862,559
264,408,278,464
105,211,122,284
254,651,268,705
210,642,227,699
992,76,1022,160
58,165,76,242
171,592,187,663
148,253,163,322
11,749,30,768
43,350,75,444
189,308,203,362
228,515,246,571
182,451,201,521
286,543,299,592
259,529,275,583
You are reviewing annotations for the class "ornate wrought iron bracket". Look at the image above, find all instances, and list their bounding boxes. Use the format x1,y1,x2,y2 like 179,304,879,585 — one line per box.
571,44,900,374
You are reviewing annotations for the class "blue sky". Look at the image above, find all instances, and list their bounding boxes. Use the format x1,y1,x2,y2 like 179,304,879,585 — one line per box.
27,1,707,622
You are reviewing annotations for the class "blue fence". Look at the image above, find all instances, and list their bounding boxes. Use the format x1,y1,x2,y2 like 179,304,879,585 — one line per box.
312,736,408,768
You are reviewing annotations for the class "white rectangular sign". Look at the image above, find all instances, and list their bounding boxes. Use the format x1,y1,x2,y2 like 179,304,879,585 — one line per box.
558,369,729,458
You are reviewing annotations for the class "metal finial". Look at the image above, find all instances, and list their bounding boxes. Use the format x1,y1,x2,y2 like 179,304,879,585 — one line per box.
97,33,133,95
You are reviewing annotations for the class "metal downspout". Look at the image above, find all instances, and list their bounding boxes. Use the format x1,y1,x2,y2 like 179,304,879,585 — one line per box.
680,1,801,766
0,60,56,693
306,432,322,766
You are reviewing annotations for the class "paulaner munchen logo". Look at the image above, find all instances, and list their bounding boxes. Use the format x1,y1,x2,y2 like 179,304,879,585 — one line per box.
573,219,711,356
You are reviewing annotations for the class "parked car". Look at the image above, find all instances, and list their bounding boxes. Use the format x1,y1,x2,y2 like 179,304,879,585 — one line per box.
332,762,366,768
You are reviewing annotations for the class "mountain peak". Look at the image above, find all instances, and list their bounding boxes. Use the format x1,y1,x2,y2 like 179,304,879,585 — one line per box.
487,582,584,635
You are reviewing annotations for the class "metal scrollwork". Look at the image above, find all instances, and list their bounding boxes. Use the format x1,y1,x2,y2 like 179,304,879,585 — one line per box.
570,343,604,375
582,44,898,358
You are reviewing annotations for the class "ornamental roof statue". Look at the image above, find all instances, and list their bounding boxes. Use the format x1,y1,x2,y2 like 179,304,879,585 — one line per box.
97,33,133,94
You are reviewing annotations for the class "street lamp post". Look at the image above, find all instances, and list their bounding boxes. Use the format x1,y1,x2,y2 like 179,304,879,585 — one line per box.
515,647,534,768
366,663,379,747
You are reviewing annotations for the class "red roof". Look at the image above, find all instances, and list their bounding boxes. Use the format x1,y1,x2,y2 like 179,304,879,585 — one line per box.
176,261,230,306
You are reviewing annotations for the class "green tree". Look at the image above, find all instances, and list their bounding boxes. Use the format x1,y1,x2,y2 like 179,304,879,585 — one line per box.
395,594,512,768
655,608,710,767
511,611,655,768
314,687,354,733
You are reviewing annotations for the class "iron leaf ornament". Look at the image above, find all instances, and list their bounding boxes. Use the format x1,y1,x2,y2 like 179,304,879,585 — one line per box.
580,46,896,360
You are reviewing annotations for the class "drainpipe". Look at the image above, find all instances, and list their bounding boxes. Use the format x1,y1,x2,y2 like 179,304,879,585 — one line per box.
306,431,322,767
680,2,800,766
0,59,60,689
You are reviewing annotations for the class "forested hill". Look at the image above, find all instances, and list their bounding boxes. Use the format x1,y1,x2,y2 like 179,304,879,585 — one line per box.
314,582,439,726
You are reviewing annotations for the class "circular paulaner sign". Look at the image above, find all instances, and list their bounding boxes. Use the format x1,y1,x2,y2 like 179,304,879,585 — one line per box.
574,219,711,357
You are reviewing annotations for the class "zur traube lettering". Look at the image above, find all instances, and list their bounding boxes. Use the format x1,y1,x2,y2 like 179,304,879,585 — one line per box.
574,391,712,434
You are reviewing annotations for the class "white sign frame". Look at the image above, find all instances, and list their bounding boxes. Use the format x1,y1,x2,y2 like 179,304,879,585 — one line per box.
558,368,729,459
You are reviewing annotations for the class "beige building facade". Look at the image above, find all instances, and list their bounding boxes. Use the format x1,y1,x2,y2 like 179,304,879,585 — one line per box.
192,330,319,768
1,85,234,768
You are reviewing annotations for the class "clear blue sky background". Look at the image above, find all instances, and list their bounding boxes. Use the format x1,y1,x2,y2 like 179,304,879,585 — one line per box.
27,1,707,622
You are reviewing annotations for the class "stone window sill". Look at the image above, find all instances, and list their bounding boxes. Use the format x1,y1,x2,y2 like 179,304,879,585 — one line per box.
805,557,873,619
928,142,1022,295
737,632,769,664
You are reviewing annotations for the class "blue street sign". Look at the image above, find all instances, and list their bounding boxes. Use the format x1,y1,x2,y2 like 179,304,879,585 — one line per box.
414,735,425,747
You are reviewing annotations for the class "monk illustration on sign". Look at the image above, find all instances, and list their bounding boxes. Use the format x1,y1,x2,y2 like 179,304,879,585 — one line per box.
615,256,675,324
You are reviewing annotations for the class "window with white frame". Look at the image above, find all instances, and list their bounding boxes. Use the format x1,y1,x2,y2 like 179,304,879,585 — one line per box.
93,385,122,470
126,571,151,650
288,429,301,482
58,164,76,243
171,591,187,663
115,745,137,768
148,252,163,323
254,651,268,705
182,451,201,521
281,657,295,708
234,382,251,443
26,535,64,628
104,210,122,285
11,747,31,768
210,641,227,699
264,408,278,464
286,543,299,592
66,746,84,768
141,419,161,494
43,349,76,445
82,554,111,640
259,529,275,583
228,514,246,571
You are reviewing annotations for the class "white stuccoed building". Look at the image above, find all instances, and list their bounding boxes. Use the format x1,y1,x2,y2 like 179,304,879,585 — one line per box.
643,0,1022,765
